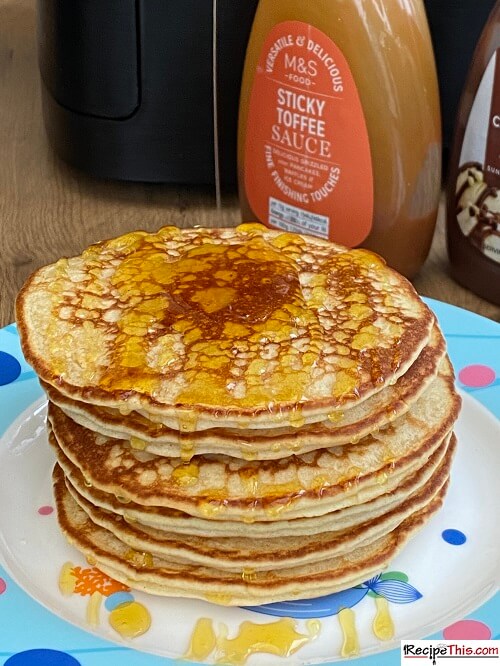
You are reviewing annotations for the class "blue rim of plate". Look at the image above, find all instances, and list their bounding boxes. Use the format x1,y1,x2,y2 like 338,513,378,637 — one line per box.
0,298,499,666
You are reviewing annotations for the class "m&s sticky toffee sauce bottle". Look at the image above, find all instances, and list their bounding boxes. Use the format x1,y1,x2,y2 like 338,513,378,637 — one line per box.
238,0,442,279
447,1,500,305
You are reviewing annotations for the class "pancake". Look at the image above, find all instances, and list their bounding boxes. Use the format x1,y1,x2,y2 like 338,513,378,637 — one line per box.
58,430,453,538
16,223,461,607
54,472,449,606
17,224,435,431
56,433,454,571
42,324,446,460
48,363,460,522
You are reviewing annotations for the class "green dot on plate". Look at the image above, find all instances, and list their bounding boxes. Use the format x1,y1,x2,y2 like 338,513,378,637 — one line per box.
380,570,409,582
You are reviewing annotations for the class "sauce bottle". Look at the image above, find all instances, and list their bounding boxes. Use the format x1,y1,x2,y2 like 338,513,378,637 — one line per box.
237,0,441,279
447,1,500,305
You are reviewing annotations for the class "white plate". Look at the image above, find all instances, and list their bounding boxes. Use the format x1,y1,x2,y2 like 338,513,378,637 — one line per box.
0,390,499,665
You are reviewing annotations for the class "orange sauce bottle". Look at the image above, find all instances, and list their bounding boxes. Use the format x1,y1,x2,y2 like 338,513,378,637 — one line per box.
238,0,441,279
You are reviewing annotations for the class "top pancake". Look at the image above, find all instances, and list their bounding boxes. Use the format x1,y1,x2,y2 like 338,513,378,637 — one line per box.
17,224,434,430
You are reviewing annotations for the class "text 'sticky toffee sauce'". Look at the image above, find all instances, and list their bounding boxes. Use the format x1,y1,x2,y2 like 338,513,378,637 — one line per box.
238,0,442,279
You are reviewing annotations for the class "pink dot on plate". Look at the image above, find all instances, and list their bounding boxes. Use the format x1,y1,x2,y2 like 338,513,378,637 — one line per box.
38,505,54,516
458,364,496,388
443,620,492,640
0,578,6,594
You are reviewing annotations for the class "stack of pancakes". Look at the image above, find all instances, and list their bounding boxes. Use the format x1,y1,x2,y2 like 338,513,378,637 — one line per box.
16,224,461,606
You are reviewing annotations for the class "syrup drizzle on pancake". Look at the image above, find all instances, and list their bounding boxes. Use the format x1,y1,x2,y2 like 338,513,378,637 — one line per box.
17,224,434,427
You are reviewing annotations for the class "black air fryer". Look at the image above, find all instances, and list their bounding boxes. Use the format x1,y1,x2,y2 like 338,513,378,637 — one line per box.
37,0,258,185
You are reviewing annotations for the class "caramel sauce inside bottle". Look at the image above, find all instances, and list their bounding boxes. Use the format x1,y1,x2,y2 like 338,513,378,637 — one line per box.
238,0,441,278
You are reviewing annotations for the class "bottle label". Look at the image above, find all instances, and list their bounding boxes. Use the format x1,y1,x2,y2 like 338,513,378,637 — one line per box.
456,49,500,265
243,21,373,246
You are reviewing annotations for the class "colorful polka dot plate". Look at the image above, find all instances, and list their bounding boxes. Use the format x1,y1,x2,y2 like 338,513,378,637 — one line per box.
0,299,499,666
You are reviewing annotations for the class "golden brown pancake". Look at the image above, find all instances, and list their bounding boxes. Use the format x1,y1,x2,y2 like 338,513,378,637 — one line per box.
56,432,454,571
54,469,449,606
41,324,446,460
58,430,453,538
47,362,460,522
17,224,435,430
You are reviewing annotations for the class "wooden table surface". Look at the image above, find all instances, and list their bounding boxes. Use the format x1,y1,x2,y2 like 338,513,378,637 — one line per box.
1,0,500,328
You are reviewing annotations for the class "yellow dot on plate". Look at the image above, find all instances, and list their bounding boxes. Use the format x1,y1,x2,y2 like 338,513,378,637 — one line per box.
109,600,151,638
